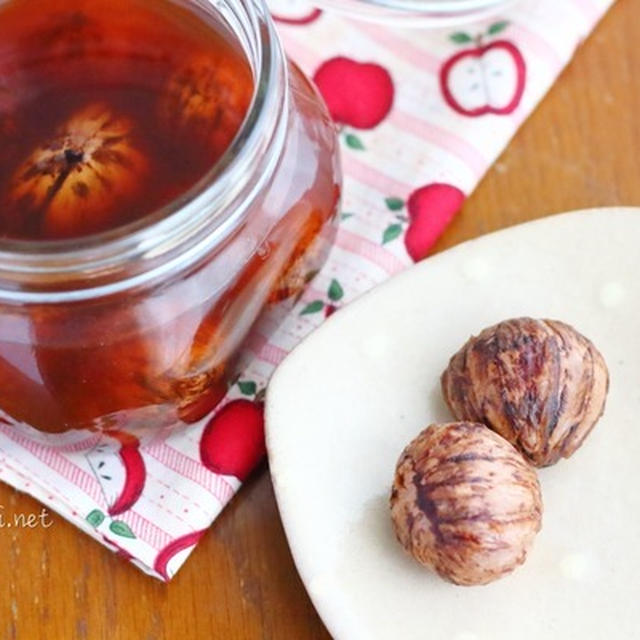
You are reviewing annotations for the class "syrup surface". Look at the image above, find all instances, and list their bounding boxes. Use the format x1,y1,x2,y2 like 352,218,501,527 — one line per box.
0,0,253,240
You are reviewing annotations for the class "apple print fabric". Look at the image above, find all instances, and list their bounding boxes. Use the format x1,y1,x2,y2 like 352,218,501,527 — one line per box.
0,0,614,581
440,25,527,116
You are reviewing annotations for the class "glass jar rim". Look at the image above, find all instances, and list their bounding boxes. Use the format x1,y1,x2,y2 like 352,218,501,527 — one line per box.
361,0,510,10
314,0,518,26
0,0,288,302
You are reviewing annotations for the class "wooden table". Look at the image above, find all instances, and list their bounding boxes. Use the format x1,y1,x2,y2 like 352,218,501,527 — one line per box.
1,1,638,637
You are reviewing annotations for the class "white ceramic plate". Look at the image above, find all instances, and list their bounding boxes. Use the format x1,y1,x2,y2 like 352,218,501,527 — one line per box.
266,209,640,640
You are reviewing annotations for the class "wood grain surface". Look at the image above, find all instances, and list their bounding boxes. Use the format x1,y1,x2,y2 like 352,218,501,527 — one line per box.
1,1,638,638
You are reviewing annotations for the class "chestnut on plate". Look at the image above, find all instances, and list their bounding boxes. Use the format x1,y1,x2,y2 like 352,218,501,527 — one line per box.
390,421,542,586
441,318,609,467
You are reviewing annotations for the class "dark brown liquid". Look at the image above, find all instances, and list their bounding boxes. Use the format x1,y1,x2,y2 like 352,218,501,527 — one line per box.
0,0,253,240
0,2,340,435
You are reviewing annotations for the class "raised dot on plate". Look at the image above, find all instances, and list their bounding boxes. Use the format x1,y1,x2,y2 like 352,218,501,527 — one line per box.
599,282,626,308
360,333,391,360
461,257,491,282
560,552,595,581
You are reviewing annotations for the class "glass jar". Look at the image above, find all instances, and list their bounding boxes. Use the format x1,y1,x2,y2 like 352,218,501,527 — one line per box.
313,0,519,27
0,0,341,434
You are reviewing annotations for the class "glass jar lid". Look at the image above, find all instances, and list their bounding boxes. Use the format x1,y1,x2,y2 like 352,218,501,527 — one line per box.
313,0,519,27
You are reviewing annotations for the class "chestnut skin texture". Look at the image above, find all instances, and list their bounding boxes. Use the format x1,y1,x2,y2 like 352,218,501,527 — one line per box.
390,422,542,586
441,318,609,468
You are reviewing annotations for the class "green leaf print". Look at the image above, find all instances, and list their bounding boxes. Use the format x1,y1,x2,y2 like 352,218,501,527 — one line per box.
345,133,365,150
487,21,510,36
300,300,325,315
327,279,344,302
109,520,136,539
449,32,474,44
86,509,106,528
238,381,257,396
385,197,405,211
382,224,403,245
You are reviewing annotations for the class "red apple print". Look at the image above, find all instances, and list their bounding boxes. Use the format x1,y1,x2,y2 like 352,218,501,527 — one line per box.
313,57,394,130
200,400,265,481
154,529,208,581
270,0,322,25
404,184,465,262
440,23,526,117
86,430,146,516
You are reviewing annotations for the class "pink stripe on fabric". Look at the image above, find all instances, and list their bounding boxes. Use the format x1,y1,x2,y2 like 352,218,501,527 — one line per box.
0,450,166,554
334,228,406,274
119,510,173,550
352,21,440,74
0,453,86,515
245,332,289,366
0,429,103,503
345,154,413,196
0,426,100,453
150,473,213,518
389,110,488,179
43,435,102,454
300,286,323,300
279,34,318,72
256,341,289,367
144,443,235,504
510,23,564,71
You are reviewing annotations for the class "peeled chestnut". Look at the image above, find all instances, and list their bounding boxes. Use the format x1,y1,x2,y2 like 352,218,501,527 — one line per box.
6,102,148,238
390,422,542,586
441,318,609,467
158,53,252,154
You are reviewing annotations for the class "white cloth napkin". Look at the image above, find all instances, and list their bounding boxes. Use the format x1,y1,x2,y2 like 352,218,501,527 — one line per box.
0,0,614,579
